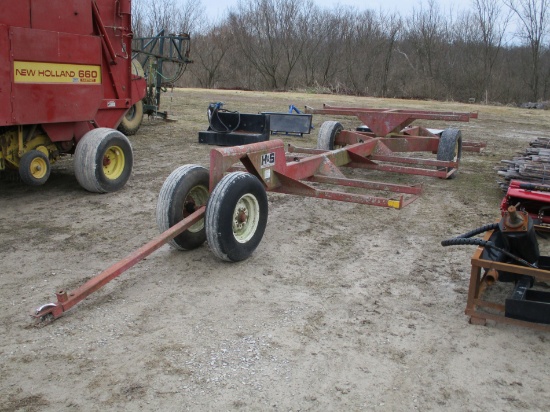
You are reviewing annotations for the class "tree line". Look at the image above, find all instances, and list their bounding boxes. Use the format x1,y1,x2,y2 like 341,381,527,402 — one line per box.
132,0,550,104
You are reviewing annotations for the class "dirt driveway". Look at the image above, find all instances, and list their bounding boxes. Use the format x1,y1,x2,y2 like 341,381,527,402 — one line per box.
1,89,549,411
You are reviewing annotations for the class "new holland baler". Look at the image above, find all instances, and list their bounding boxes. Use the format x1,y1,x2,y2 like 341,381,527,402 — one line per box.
0,0,146,191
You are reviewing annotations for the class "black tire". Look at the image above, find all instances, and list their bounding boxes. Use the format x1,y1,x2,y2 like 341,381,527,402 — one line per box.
117,100,144,136
317,121,343,150
206,172,268,262
74,128,133,193
157,165,210,250
437,128,462,179
19,150,51,186
356,125,372,133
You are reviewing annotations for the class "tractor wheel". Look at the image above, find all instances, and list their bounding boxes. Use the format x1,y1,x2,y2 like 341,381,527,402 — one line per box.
157,165,210,250
437,128,462,179
19,150,51,186
317,121,343,150
74,128,133,193
206,172,268,262
118,100,144,136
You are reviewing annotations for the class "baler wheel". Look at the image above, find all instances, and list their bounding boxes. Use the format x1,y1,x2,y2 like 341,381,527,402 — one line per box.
118,100,144,136
317,121,343,150
19,150,50,186
206,172,268,262
74,128,133,193
437,128,462,179
157,165,210,250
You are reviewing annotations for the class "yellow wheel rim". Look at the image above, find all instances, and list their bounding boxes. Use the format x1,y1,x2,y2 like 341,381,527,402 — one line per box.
30,157,48,179
102,146,125,180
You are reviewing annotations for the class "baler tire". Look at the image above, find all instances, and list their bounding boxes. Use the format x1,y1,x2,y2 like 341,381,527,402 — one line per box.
118,100,144,136
19,150,50,186
157,165,210,250
317,121,343,150
206,172,268,262
74,128,133,193
437,128,462,179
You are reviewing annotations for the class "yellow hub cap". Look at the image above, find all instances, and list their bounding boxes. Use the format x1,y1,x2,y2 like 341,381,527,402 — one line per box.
102,146,125,180
30,157,48,179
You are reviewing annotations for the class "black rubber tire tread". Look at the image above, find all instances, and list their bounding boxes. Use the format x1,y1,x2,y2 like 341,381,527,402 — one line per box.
316,121,343,150
436,128,462,179
19,150,50,186
356,125,372,132
157,164,209,250
74,128,133,193
206,172,268,262
117,100,144,136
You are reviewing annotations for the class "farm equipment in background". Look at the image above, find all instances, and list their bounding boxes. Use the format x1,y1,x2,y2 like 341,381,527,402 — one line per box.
198,103,313,146
304,104,485,153
128,29,192,127
199,102,271,146
34,121,462,321
501,180,550,225
0,0,146,191
442,200,550,331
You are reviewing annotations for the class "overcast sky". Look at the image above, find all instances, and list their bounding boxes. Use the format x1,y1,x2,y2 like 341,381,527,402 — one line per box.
203,0,469,21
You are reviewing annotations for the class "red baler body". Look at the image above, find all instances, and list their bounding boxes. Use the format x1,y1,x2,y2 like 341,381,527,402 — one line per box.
0,0,146,143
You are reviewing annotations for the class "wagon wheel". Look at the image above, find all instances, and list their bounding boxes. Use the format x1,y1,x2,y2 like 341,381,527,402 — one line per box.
74,128,133,193
356,125,372,133
206,172,268,262
317,121,344,150
19,149,51,186
157,165,210,250
118,100,144,136
437,128,462,179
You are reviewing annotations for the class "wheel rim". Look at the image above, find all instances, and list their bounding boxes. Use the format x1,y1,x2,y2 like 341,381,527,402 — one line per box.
125,105,136,121
29,157,48,179
102,146,125,180
232,193,260,243
184,185,209,233
453,140,459,162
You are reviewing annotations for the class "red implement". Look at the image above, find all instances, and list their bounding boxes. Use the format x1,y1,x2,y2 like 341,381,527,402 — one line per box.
305,104,484,152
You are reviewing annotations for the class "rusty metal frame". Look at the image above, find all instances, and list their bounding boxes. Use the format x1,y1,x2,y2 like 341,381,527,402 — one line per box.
33,207,205,320
32,133,459,321
466,229,550,331
209,139,441,210
304,104,484,152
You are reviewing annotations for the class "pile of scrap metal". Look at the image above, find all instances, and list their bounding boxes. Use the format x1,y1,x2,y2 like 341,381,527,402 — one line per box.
497,137,550,191
497,136,550,225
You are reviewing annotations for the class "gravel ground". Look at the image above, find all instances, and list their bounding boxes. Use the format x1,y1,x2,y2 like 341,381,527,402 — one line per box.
1,89,549,411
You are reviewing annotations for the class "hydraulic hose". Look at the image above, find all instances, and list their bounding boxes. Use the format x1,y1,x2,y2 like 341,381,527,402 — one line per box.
441,224,538,268
448,222,499,239
207,103,241,133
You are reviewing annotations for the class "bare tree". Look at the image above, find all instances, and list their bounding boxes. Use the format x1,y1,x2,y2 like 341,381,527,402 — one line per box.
298,7,347,89
399,0,451,98
472,0,510,102
380,12,402,97
190,24,233,88
132,0,204,36
228,0,310,90
505,0,550,100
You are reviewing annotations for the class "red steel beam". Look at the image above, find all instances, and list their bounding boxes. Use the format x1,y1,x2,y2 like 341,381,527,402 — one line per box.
33,206,206,320
305,104,477,136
